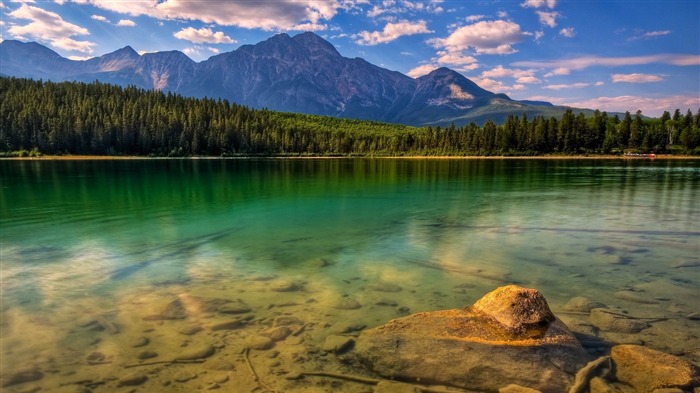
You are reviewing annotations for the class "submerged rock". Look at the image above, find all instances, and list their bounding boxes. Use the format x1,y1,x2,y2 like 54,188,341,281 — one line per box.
143,299,187,320
1,367,43,387
611,345,700,392
589,308,650,334
354,285,590,393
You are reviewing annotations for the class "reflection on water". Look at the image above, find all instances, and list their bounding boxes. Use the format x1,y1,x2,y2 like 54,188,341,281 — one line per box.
1,158,699,391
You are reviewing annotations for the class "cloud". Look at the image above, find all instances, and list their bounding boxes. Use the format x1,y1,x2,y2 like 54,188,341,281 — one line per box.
562,95,700,117
611,73,664,83
516,75,542,84
7,4,95,53
91,14,109,23
173,27,235,44
521,0,557,9
407,64,437,77
183,45,222,59
544,82,590,90
466,14,485,22
433,20,527,55
629,30,672,41
116,19,136,27
513,54,700,70
544,67,570,77
473,77,525,93
64,0,340,31
536,11,559,28
355,19,432,45
292,22,328,31
559,27,574,37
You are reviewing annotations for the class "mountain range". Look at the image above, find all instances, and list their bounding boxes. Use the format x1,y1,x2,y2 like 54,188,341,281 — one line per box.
0,32,591,126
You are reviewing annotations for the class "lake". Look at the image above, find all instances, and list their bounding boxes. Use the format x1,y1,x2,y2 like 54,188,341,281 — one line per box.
1,158,699,391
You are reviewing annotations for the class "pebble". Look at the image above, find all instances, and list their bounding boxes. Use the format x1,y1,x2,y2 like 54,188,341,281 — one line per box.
375,299,398,307
212,375,229,384
333,298,362,310
274,316,303,326
250,274,277,281
285,372,303,380
322,335,355,354
130,336,150,348
179,325,203,335
174,372,197,383
217,300,251,314
563,297,606,313
613,291,659,305
117,372,147,387
262,326,292,341
174,344,215,360
136,351,158,360
287,336,304,345
249,336,274,350
672,259,700,268
375,381,421,393
332,322,366,334
209,319,245,331
271,280,300,292
589,308,650,334
206,383,220,390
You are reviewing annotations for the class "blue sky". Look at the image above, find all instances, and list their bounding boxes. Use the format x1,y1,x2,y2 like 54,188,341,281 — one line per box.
1,0,699,117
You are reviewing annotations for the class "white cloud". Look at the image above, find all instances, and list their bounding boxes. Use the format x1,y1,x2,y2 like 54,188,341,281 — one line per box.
64,0,340,31
513,54,700,70
543,82,590,90
521,0,557,9
7,4,95,53
435,51,477,67
67,54,94,61
472,77,524,93
543,67,570,77
355,19,432,45
173,27,235,44
292,22,328,31
466,14,485,22
433,20,527,55
611,73,664,83
91,14,109,23
183,45,222,59
559,27,574,37
594,81,605,86
516,75,542,84
562,95,700,117
407,64,437,78
116,19,136,27
536,11,559,28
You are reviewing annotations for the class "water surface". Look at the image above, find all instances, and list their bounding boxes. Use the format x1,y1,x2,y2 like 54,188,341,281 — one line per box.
1,158,698,391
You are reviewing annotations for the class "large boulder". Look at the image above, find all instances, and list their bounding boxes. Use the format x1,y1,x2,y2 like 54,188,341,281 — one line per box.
610,345,700,392
355,285,590,393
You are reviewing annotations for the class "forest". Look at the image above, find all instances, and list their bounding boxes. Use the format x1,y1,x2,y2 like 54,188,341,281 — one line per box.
1,77,699,157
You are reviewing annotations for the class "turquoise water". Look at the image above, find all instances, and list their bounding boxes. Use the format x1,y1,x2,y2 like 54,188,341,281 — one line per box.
1,158,699,391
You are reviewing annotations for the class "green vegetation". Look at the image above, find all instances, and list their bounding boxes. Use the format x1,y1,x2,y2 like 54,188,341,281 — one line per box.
1,77,698,156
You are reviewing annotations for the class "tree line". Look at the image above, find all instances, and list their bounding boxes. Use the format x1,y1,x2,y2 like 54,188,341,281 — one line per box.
1,77,698,156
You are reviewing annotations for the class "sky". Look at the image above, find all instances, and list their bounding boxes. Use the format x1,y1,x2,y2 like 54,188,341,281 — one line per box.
1,0,699,117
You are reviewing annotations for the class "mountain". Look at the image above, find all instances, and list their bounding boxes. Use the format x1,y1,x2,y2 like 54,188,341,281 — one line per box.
0,32,590,126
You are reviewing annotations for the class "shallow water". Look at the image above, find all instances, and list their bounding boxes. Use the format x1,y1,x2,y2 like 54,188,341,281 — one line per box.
1,158,699,392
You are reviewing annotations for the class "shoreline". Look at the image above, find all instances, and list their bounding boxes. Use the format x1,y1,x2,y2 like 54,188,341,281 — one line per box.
2,154,697,161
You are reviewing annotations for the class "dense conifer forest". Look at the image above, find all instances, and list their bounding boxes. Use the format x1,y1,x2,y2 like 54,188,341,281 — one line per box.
1,77,698,157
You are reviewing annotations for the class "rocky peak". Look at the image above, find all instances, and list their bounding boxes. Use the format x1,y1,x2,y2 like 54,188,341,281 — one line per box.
292,32,341,58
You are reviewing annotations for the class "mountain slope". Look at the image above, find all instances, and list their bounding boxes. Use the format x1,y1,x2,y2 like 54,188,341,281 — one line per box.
0,33,586,126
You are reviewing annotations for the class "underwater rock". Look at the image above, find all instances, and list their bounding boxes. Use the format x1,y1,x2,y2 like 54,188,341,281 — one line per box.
209,319,246,331
261,326,292,341
1,366,43,387
322,335,355,354
270,280,300,292
333,297,362,310
499,384,542,393
564,297,606,313
174,344,215,360
589,308,650,333
354,285,590,393
368,283,402,293
249,336,274,350
130,336,150,347
143,299,187,320
137,350,158,360
217,300,252,314
611,345,700,392
117,372,147,387
613,291,659,305
179,325,203,335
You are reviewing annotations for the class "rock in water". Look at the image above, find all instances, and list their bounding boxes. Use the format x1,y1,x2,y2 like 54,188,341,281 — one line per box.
610,345,700,392
354,285,590,393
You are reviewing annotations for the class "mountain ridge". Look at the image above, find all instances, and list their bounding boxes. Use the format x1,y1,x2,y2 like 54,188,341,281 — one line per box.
0,33,595,125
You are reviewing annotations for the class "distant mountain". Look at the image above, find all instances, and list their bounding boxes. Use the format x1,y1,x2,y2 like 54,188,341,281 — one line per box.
0,32,592,125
